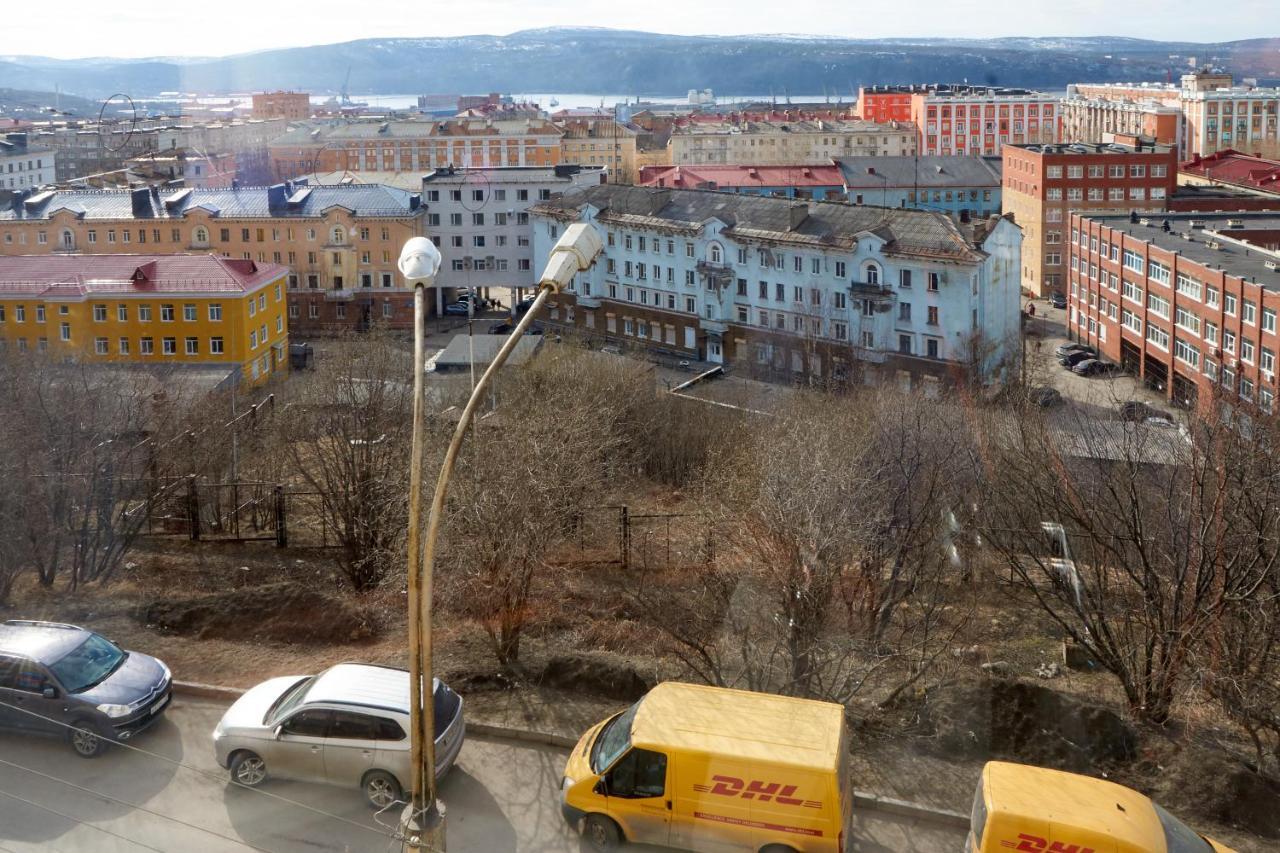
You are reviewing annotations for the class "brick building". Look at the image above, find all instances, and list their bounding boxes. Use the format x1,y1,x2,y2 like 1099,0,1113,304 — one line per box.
837,155,1003,219
1002,141,1177,296
855,86,917,123
251,92,312,121
530,185,1022,390
0,183,427,335
0,253,289,386
1068,211,1280,413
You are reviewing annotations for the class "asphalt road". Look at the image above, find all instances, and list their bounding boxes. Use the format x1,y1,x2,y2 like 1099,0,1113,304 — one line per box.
0,697,965,852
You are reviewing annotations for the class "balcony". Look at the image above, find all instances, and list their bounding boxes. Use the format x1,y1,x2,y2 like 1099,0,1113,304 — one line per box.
701,317,727,336
696,261,734,287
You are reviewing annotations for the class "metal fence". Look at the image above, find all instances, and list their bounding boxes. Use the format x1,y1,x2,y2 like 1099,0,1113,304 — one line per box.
561,505,717,569
143,477,337,548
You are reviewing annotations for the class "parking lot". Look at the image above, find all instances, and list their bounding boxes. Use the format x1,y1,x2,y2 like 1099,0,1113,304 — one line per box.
1023,298,1182,421
0,697,965,852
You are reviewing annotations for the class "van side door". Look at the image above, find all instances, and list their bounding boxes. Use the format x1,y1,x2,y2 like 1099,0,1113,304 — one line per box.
601,748,671,847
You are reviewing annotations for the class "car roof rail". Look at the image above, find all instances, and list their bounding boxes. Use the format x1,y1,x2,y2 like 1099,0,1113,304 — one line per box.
2,619,82,631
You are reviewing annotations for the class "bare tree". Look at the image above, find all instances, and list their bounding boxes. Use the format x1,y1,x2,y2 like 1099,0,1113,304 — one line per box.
279,332,415,592
971,396,1280,725
439,347,648,666
633,389,973,704
0,354,183,592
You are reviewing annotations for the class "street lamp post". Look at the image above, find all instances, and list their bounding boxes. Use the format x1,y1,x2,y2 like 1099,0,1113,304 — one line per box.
395,223,603,851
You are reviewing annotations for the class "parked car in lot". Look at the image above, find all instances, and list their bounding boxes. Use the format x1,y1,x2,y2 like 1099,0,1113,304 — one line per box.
1059,350,1094,369
1072,358,1120,377
213,663,465,809
1119,401,1170,423
443,302,472,316
1028,386,1064,408
1055,342,1094,359
1050,292,1067,309
514,296,537,316
489,321,544,336
0,620,171,757
457,292,489,311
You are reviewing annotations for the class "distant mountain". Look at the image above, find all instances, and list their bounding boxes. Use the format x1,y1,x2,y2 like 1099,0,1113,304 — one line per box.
1,28,1278,101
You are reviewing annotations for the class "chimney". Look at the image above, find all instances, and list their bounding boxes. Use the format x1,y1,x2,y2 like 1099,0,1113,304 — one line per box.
267,183,287,210
787,201,808,231
131,186,152,217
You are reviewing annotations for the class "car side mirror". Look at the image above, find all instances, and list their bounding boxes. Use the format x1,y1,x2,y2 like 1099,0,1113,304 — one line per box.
42,686,57,700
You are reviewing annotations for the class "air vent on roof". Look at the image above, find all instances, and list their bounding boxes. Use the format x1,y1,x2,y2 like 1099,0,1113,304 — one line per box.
162,188,192,208
287,187,312,206
1139,218,1152,226
1189,220,1206,229
1265,259,1279,271
1226,218,1243,229
23,190,54,208
1207,239,1222,250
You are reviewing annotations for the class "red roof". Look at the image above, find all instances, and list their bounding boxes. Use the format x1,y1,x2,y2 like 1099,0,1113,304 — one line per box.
0,254,286,298
639,164,845,189
1181,149,1280,194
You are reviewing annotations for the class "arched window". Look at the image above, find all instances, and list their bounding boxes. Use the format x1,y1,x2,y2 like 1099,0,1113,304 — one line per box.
708,243,723,264
194,227,208,245
865,263,880,285
60,230,74,250
331,227,345,244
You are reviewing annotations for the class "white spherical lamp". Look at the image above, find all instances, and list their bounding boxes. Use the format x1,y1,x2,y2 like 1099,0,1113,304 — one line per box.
398,237,442,283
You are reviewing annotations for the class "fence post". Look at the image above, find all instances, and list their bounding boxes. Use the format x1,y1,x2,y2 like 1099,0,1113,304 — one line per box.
275,485,287,548
186,476,200,541
619,505,630,569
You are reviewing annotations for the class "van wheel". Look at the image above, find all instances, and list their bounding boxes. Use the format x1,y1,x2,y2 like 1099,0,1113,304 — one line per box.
363,770,402,810
584,814,623,851
760,846,798,853
68,721,108,758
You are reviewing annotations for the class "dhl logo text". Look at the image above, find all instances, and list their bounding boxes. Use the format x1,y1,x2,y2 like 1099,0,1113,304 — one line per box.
692,775,822,809
1000,833,1096,853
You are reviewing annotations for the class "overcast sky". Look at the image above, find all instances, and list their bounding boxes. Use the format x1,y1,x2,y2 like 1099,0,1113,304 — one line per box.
11,0,1277,60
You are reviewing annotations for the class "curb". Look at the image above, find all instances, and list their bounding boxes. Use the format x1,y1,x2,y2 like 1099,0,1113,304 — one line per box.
173,681,246,702
173,682,968,829
852,792,970,829
466,722,579,750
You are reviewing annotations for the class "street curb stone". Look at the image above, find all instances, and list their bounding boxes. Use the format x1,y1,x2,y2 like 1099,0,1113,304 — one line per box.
173,681,968,829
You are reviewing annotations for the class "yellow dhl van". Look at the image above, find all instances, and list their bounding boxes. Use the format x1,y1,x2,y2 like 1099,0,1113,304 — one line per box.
968,761,1237,853
560,681,851,852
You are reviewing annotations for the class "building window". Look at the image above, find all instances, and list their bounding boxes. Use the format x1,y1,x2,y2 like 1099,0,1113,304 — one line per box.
185,337,199,355
118,338,130,355
898,334,912,354
140,337,154,355
94,337,108,355
162,337,176,355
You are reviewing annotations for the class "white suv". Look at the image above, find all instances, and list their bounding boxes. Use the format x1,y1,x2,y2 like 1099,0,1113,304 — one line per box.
212,663,464,809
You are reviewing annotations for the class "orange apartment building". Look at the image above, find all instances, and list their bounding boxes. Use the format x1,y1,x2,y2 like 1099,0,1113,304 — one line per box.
855,86,916,123
268,118,563,182
1070,70,1280,160
1002,141,1177,297
1060,92,1182,150
1068,210,1280,414
251,92,312,121
0,183,428,335
909,85,1060,157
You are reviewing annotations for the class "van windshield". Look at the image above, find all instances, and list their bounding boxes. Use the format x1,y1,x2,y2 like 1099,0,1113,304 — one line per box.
1153,803,1212,853
590,701,640,774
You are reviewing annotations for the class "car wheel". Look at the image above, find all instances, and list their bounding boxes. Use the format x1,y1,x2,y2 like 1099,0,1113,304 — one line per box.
230,751,268,787
68,721,107,758
363,770,403,810
584,814,623,851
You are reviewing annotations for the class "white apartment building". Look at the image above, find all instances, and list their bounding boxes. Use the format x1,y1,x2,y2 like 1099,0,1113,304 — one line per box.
314,165,607,312
0,133,56,191
531,185,1022,389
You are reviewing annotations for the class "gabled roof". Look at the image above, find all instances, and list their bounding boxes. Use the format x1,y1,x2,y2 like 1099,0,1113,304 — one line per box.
0,254,286,297
1181,149,1280,195
531,184,989,263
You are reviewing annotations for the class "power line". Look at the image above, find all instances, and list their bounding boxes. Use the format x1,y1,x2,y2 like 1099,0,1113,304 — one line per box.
0,787,166,853
0,755,275,853
0,697,401,845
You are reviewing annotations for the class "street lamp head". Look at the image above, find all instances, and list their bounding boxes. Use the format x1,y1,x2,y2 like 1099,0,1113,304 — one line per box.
398,237,442,283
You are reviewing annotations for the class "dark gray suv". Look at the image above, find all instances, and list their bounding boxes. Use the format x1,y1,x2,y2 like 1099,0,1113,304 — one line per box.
0,620,172,757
